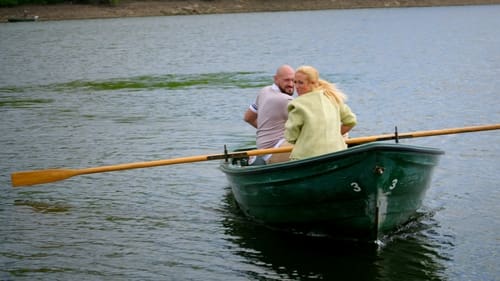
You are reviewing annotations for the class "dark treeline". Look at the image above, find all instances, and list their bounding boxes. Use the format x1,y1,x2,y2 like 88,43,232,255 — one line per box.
0,0,119,6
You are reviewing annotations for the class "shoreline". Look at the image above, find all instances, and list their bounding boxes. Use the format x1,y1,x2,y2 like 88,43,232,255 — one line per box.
2,0,500,22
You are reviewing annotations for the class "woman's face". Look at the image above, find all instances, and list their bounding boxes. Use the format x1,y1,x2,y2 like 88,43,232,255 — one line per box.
294,72,313,96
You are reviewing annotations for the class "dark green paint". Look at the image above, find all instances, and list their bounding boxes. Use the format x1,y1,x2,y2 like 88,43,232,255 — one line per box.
220,142,444,241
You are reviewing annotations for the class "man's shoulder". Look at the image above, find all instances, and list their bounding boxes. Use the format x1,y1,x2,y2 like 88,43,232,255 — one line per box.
259,85,293,98
258,85,275,94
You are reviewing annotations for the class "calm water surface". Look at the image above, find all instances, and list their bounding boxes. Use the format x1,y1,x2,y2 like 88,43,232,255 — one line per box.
1,5,499,281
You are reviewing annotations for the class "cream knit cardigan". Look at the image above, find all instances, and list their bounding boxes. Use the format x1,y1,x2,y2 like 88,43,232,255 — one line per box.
285,90,357,160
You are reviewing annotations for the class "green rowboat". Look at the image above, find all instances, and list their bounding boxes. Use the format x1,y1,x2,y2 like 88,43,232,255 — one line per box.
220,142,444,241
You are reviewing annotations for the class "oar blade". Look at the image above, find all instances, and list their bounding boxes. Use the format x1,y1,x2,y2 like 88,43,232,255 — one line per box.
11,169,79,188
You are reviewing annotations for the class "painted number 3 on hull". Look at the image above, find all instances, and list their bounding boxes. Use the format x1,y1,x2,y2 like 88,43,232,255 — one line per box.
389,179,398,190
351,182,362,192
350,179,399,192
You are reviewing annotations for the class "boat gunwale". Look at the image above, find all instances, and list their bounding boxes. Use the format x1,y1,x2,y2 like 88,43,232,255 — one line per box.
220,142,444,174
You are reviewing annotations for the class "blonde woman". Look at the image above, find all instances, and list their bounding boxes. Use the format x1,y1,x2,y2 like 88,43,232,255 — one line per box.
285,66,357,160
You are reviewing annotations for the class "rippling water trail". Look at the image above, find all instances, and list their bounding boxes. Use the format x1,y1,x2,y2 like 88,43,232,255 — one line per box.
1,4,499,280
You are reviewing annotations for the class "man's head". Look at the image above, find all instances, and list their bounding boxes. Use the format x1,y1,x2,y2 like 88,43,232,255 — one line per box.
274,65,295,95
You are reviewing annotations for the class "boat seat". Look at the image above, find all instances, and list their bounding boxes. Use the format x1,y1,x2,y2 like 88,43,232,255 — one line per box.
231,156,267,166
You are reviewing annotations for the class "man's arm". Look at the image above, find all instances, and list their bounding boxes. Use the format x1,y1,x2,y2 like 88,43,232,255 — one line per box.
243,108,258,128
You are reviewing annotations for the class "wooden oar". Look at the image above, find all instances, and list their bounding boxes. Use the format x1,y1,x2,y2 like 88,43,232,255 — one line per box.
10,147,291,187
345,124,500,145
11,124,500,187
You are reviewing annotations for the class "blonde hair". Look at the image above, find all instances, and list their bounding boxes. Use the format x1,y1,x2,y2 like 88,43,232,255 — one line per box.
296,65,347,104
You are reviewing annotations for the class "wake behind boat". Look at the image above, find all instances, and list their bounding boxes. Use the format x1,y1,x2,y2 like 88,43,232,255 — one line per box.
220,142,444,241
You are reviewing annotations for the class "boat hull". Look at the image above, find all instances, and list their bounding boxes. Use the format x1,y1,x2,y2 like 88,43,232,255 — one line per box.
220,142,444,241
8,16,38,22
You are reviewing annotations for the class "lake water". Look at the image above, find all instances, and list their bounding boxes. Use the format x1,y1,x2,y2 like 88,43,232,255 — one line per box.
1,4,499,281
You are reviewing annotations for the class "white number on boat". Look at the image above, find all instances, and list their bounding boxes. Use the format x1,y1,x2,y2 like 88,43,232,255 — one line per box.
389,179,398,190
351,182,362,192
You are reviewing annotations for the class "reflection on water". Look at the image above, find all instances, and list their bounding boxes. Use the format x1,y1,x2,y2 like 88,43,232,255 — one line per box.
221,189,451,281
